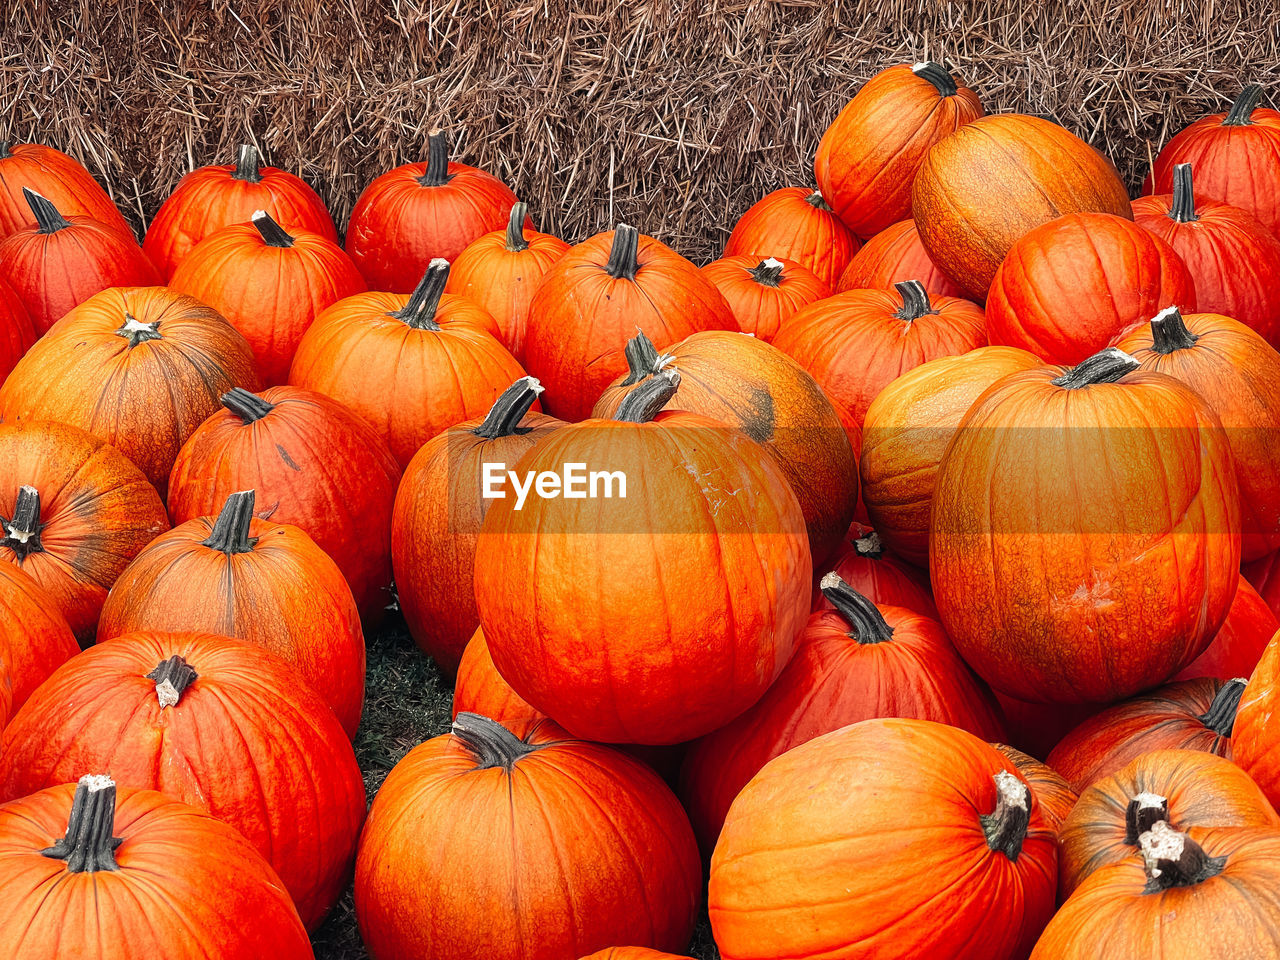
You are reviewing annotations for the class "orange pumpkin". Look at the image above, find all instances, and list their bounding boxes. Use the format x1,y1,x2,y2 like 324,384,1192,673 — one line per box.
0,142,132,238
1232,632,1280,813
0,276,34,382
700,255,830,341
722,187,859,288
992,695,1101,764
452,626,543,727
1172,576,1276,682
836,218,967,298
0,563,77,725
812,525,938,617
992,743,1077,834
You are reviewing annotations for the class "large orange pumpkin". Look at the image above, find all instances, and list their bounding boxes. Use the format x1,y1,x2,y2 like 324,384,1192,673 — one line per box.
0,631,366,929
700,255,830,341
812,524,938,617
0,563,77,725
709,718,1057,960
0,277,33,381
816,62,984,237
0,286,261,494
0,420,169,642
0,141,132,238
931,348,1241,704
836,218,966,298
97,490,365,738
721,187,859,288
1173,575,1276,682
1233,632,1280,813
993,743,1077,834
912,115,1133,299
354,714,701,960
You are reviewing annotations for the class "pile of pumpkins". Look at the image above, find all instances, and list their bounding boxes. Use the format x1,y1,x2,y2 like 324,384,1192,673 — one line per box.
3,59,1280,960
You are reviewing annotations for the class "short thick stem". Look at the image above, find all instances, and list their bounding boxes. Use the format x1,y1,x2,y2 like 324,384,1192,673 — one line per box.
473,377,544,439
615,368,680,423
234,144,262,183
220,388,276,424
24,188,71,233
1199,678,1247,737
202,490,258,554
0,142,10,158
1051,347,1140,389
116,314,162,347
394,259,450,330
1224,85,1265,126
620,329,666,385
1169,164,1198,222
145,655,199,708
1140,821,1227,891
818,573,894,643
981,770,1031,861
606,224,640,280
505,202,530,252
894,280,935,321
749,258,785,287
41,775,124,873
912,61,959,97
1149,306,1200,354
3,485,43,560
853,530,884,559
804,190,832,211
252,210,295,248
1124,793,1170,844
452,712,542,770
416,131,452,187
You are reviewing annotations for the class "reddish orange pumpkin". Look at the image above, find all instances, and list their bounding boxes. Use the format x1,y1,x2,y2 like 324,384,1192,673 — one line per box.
0,189,160,335
143,143,337,279
170,210,366,384
1233,633,1280,813
0,286,261,494
354,714,701,960
816,62,984,237
836,218,967,298
681,576,1004,852
0,141,132,238
722,187,860,288
812,524,937,617
986,212,1197,363
579,951,694,960
0,631,366,929
346,131,522,292
1173,576,1276,682
710,718,1057,960
700,255,830,341
0,563,77,725
0,420,169,642
444,201,570,363
0,276,33,382
1245,549,1280,618
992,743,1078,833
992,696,1100,764
453,626,544,727
167,385,402,625
97,490,365,738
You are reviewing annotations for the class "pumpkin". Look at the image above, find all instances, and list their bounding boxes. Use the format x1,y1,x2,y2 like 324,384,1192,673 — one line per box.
524,224,737,421
1232,632,1280,812
1133,163,1280,345
1173,576,1276,682
345,131,522,292
722,187,859,288
0,774,312,958
289,259,526,468
835,218,966,298
860,345,1042,565
1047,677,1245,792
815,62,984,237
592,329,858,564
0,286,261,494
393,377,563,675
0,276,33,383
354,714,701,960
579,951,694,960
475,371,811,745
930,348,1241,704
992,696,1100,764
812,525,938,617
1033,822,1280,959
1117,307,1280,560
0,141,132,238
0,630,366,929
0,563,77,724
0,420,169,642
773,279,987,449
0,189,160,335
709,717,1057,960
992,743,1077,833
453,626,543,727
986,212,1197,363
1245,549,1280,618
169,210,366,385
1057,749,1278,899
912,114,1134,299
1146,84,1280,237
143,143,337,279
681,575,1005,852
97,490,365,738
444,201,571,362
700,255,830,342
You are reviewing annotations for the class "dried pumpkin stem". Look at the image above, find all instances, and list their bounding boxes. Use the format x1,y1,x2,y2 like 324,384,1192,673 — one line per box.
615,368,680,423
252,210,295,248
818,573,894,644
749,258,785,287
620,329,665,385
146,655,199,708
505,202,530,252
1198,678,1248,737
394,259,450,330
417,130,452,187
894,280,936,321
1140,821,1227,891
853,530,884,559
233,144,262,183
452,712,543,770
804,190,832,211
1051,347,1140,389
981,771,1031,861
1169,164,1199,223
912,61,959,97
1124,793,1169,844
41,775,124,873
221,387,276,424
3,485,43,559
1224,85,1265,126
606,224,641,280
24,188,71,233
1149,306,1200,354
473,377,544,439
116,314,162,347
202,490,258,555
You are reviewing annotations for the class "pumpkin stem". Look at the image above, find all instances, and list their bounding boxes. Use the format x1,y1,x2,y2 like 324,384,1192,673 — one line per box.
853,530,884,559
473,377,544,439
1140,821,1228,891
505,202,530,252
3,485,43,560
981,770,1032,861
818,573,895,644
615,368,680,423
1051,347,1140,389
605,224,641,280
748,258,785,288
452,712,544,770
1123,793,1170,844
251,210,295,248
912,61,959,97
0,142,10,157
233,144,262,183
394,259,450,330
202,490,258,555
23,188,72,234
116,313,163,347
41,774,124,873
145,655,199,708
416,130,453,187
220,387,276,424
804,190,833,211
1148,306,1200,354
620,329,670,385
1198,678,1248,737
1224,85,1266,126
1169,164,1199,223
894,280,936,322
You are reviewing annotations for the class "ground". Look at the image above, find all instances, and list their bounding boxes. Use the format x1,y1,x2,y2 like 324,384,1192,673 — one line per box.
310,614,720,960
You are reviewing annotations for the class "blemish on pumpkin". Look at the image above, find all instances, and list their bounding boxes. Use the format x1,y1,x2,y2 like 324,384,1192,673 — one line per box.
276,445,302,471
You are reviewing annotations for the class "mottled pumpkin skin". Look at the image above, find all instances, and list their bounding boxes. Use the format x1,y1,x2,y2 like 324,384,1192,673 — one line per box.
0,563,77,724
912,115,1134,299
722,187,859,288
992,743,1078,833
0,631,367,929
1233,632,1280,813
0,420,170,643
836,218,966,298
700,255,830,342
0,143,132,238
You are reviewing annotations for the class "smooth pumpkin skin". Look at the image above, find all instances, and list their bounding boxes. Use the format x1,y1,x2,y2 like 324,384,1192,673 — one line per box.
986,212,1197,364
1057,749,1279,899
167,385,403,625
812,525,938,617
836,218,966,298
1244,549,1280,618
700,254,830,342
912,114,1134,299
0,563,77,724
0,142,132,238
170,218,367,385
0,276,34,382
992,743,1077,834
709,718,1057,960
722,187,859,288
815,62,984,238
1233,631,1280,813
992,695,1100,762
354,717,701,960
930,364,1241,704
1118,311,1280,561
0,781,312,960
0,420,170,642
1172,576,1277,682
0,286,262,495
860,346,1041,566
0,631,367,929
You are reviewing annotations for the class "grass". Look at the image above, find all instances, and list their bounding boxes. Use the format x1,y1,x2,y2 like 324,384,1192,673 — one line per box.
309,611,720,960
